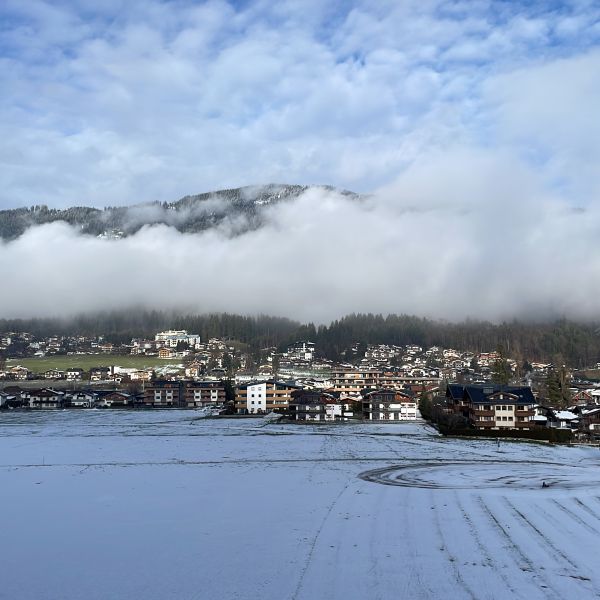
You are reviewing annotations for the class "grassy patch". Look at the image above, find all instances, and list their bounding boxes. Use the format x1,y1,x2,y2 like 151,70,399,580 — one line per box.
7,354,183,372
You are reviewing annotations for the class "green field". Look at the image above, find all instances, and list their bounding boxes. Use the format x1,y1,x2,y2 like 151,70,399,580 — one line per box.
7,354,183,373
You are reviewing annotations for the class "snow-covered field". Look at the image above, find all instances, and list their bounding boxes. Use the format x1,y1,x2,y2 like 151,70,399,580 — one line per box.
2,411,600,600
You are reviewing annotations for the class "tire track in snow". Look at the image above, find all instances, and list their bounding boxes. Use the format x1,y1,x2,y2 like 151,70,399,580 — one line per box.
431,491,478,600
549,498,600,535
573,497,600,523
503,497,600,597
366,487,384,600
475,496,561,600
400,490,434,599
291,480,351,600
455,493,522,599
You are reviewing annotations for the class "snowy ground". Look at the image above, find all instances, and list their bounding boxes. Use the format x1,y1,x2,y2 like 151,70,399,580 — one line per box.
2,411,600,600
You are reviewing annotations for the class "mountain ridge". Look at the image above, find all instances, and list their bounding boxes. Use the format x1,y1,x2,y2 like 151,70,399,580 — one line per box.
0,184,359,241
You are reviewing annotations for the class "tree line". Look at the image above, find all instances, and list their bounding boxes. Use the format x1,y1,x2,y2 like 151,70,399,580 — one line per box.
1,311,600,367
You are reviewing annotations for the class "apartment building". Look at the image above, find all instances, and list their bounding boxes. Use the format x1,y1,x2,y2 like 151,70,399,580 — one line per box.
235,380,302,414
362,388,418,421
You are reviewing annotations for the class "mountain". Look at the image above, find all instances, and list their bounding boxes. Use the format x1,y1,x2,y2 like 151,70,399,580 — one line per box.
0,184,359,241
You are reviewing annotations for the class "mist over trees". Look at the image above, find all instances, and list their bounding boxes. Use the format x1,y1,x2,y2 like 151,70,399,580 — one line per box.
1,311,599,367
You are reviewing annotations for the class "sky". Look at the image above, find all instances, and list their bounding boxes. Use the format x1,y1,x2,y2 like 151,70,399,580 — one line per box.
0,0,599,322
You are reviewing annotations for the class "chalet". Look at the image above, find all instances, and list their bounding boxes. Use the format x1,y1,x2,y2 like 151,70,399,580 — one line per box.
287,390,350,421
362,388,418,421
184,361,205,379
65,391,97,408
0,391,16,408
90,367,110,381
158,348,175,359
96,391,132,408
235,380,302,414
66,368,84,381
448,385,536,430
546,409,579,430
44,369,65,380
9,366,31,381
22,388,65,409
579,408,600,435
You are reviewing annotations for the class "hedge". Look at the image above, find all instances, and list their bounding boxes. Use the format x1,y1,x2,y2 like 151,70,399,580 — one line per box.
437,426,572,443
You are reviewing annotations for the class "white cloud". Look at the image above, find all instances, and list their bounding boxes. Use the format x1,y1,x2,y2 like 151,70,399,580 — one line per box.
0,0,598,208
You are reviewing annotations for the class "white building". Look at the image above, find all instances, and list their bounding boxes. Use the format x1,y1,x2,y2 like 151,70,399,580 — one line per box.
155,330,201,348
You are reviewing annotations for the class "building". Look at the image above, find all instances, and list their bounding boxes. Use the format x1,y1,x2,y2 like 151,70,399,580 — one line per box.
362,388,418,421
330,368,440,395
21,388,65,409
155,330,201,348
90,367,110,381
447,384,536,430
65,391,97,408
182,381,226,407
66,368,84,381
96,391,132,408
144,380,183,407
143,380,226,408
235,380,302,414
44,369,65,380
287,389,350,421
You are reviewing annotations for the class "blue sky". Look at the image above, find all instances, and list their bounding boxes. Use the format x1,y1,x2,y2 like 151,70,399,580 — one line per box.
1,0,599,208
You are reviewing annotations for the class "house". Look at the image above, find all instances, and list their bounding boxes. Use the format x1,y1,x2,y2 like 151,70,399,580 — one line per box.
9,365,32,381
65,391,97,408
21,388,65,409
448,385,536,430
235,380,302,414
66,367,84,381
547,409,579,429
571,390,594,406
287,389,350,421
44,369,65,380
158,348,175,359
90,367,110,381
362,388,418,421
0,391,16,408
579,408,600,437
184,361,205,379
96,391,132,408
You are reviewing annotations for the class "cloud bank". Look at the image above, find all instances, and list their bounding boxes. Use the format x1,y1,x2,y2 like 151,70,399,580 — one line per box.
1,167,599,323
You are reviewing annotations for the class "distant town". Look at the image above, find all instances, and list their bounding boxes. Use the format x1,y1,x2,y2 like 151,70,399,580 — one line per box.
1,328,599,442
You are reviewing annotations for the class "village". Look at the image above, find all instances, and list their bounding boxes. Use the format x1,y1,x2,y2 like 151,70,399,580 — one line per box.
1,329,600,441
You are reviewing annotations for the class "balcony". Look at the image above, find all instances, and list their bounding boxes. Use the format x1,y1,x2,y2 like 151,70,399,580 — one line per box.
515,410,535,417
472,409,494,417
472,420,495,428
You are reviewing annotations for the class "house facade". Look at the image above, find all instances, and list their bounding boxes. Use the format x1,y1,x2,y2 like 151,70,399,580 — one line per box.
287,389,349,421
362,388,418,421
447,385,536,430
235,380,301,414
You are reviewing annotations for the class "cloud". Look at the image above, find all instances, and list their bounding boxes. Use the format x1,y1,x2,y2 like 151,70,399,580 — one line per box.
0,0,599,208
1,172,599,323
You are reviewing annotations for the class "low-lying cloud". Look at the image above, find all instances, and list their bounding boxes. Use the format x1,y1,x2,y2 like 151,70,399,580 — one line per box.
2,158,599,323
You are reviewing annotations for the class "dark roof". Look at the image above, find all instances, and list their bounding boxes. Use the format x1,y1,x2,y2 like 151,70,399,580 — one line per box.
237,380,303,390
463,385,535,405
446,384,465,400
